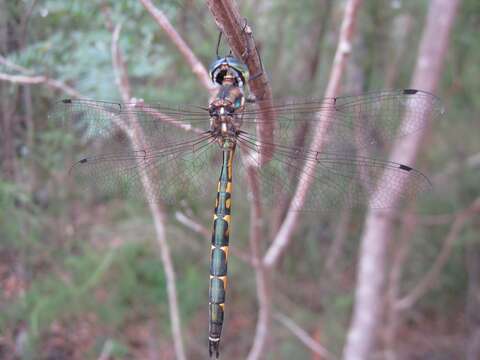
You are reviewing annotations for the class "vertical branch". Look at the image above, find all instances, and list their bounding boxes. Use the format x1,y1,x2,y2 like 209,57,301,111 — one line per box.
343,1,461,358
110,24,187,360
264,0,363,268
206,0,275,164
244,165,270,360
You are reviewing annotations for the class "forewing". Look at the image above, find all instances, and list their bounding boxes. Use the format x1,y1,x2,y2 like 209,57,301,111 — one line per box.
50,99,218,203
240,89,444,155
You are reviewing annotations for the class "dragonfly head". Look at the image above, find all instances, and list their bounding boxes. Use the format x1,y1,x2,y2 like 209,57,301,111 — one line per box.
209,56,249,87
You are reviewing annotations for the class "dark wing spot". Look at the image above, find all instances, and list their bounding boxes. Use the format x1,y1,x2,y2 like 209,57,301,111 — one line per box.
403,89,418,95
399,164,412,171
62,99,72,104
79,158,88,164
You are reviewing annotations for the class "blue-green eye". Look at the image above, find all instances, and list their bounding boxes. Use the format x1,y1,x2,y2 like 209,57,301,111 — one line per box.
234,98,242,108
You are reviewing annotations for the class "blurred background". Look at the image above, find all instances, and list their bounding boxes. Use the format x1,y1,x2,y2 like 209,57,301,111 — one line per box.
0,0,479,359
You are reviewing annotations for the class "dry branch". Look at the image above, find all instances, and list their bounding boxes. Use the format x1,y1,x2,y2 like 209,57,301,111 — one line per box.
0,72,80,98
110,23,187,360
139,0,216,95
245,165,270,360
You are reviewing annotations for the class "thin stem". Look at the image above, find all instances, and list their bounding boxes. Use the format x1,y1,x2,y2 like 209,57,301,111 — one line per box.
139,0,216,95
110,23,187,360
245,165,270,360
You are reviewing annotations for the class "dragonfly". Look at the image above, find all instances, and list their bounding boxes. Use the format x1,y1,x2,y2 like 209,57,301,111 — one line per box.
52,55,444,358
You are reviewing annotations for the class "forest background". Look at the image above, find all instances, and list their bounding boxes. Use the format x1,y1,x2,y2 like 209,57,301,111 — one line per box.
0,0,479,359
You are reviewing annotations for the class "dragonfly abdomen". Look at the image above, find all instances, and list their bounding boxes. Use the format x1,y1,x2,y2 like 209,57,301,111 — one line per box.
209,146,235,358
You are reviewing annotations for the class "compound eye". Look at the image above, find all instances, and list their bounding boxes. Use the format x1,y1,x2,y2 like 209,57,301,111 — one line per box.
234,97,242,109
225,105,234,114
209,107,218,117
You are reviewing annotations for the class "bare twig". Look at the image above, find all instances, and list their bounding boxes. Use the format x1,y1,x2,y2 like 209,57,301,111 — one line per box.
175,211,211,238
264,0,363,268
0,72,80,98
274,313,334,360
0,54,31,73
139,0,216,95
343,1,461,358
245,165,270,360
111,23,186,360
395,198,480,311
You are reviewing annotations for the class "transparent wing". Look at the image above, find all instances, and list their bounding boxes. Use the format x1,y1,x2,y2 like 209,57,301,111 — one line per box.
234,89,443,211
50,99,219,203
240,89,445,154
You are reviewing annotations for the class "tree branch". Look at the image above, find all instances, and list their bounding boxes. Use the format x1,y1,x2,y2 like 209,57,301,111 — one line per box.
263,0,363,269
139,0,216,95
206,0,275,165
245,165,270,360
0,72,81,98
110,23,187,360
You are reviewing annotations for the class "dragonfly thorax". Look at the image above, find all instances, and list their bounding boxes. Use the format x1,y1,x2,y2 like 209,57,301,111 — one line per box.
209,80,246,148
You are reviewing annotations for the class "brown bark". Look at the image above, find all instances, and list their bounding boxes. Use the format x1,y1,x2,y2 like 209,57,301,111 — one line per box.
343,1,461,359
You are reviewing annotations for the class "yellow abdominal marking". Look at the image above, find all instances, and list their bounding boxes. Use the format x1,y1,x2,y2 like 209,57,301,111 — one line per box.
225,198,231,209
218,275,228,289
220,246,229,259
